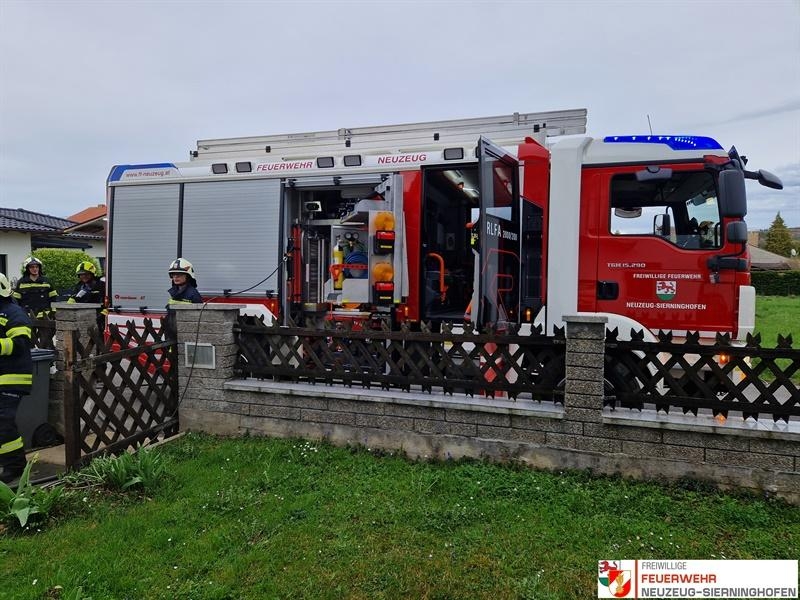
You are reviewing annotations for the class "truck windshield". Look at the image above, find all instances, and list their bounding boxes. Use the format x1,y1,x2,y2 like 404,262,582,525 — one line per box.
609,170,722,249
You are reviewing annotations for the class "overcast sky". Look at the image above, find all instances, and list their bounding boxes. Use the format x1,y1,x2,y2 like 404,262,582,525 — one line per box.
1,0,798,230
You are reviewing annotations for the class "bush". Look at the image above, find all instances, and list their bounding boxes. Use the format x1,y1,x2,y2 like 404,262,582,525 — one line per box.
751,270,800,296
28,249,102,300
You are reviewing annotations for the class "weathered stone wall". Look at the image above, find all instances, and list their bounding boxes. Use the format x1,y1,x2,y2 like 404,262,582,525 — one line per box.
49,303,101,435
171,306,800,504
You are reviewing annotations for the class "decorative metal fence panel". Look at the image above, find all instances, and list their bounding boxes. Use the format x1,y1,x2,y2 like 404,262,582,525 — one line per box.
64,319,179,468
235,316,566,402
606,329,800,423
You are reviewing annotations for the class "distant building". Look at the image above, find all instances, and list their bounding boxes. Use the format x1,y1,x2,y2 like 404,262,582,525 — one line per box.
748,244,792,270
0,206,105,277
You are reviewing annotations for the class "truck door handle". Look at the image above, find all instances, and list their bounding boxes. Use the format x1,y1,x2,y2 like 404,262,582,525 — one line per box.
597,280,619,300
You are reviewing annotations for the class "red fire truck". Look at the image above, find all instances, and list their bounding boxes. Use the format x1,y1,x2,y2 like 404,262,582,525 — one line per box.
105,109,782,346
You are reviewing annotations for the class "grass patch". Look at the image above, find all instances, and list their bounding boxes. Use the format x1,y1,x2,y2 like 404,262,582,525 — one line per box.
1,433,798,599
754,295,799,345
753,295,799,382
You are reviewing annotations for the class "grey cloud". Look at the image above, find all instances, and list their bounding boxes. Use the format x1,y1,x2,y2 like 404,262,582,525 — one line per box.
723,100,800,125
694,99,800,128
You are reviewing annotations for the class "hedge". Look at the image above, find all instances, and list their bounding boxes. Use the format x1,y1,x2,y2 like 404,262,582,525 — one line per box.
751,270,800,296
28,249,102,300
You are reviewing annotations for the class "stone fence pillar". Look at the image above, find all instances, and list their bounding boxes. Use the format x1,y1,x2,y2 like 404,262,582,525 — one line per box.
170,304,244,434
563,315,607,422
51,302,102,435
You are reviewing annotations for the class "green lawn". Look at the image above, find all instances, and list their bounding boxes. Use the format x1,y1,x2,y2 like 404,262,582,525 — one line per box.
2,434,798,600
753,295,799,382
754,295,799,345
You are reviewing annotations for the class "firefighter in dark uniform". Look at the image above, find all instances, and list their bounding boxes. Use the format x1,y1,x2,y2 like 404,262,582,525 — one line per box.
67,261,105,304
0,272,33,484
67,261,108,332
13,256,58,317
167,258,202,305
164,258,202,337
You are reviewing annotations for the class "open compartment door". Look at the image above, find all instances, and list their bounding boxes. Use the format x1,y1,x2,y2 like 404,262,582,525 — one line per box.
472,136,521,330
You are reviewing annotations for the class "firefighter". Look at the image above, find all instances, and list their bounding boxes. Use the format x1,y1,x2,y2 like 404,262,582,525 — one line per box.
68,261,104,304
13,256,58,318
167,258,202,305
67,261,108,333
163,258,201,337
0,272,32,484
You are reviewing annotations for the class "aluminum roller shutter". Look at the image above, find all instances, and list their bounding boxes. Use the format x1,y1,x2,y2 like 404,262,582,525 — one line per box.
182,179,282,297
109,184,180,311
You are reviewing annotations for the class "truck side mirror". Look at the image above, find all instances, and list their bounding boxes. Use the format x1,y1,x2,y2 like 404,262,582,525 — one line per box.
718,170,747,218
726,221,748,244
654,213,671,237
756,169,783,190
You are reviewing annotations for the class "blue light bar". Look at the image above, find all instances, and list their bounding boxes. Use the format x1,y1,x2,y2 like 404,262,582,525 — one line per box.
603,135,723,151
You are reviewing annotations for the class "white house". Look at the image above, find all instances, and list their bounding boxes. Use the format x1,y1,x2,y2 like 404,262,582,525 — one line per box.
0,207,105,279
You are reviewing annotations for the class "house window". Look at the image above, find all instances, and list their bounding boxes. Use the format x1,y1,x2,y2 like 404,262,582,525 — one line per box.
0,254,7,275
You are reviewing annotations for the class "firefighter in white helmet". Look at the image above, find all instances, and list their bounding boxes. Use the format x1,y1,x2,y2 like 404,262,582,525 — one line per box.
0,272,32,484
167,258,202,305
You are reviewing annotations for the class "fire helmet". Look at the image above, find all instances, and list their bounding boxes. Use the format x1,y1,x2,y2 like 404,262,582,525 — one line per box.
168,258,195,279
0,273,11,298
22,256,44,273
76,261,98,276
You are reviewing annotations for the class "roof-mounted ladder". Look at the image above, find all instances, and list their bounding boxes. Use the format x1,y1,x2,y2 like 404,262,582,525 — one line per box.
191,108,588,160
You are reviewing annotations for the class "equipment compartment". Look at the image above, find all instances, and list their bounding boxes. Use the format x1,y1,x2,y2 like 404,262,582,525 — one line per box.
284,178,403,325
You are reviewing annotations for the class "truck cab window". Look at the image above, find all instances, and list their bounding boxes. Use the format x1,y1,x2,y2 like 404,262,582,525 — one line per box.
609,171,722,250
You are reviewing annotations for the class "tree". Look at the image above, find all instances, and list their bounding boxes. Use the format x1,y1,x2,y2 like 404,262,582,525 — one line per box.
763,212,793,257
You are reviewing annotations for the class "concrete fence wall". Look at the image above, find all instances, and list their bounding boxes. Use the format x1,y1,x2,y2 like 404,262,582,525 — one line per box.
48,303,101,435
167,306,800,503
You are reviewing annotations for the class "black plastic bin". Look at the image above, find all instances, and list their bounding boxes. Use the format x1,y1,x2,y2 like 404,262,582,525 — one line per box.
15,348,57,448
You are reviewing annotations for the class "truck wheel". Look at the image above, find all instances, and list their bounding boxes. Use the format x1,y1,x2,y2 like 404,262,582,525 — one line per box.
536,353,641,408
604,356,642,410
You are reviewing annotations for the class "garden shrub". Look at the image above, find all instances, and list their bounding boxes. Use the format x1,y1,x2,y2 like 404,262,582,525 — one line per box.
751,270,800,296
27,249,102,300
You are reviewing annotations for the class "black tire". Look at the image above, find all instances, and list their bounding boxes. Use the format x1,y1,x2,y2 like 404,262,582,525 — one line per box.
604,355,642,409
534,352,641,408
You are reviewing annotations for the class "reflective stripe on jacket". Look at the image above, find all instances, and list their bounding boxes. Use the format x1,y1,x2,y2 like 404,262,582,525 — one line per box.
0,301,33,395
13,275,57,316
